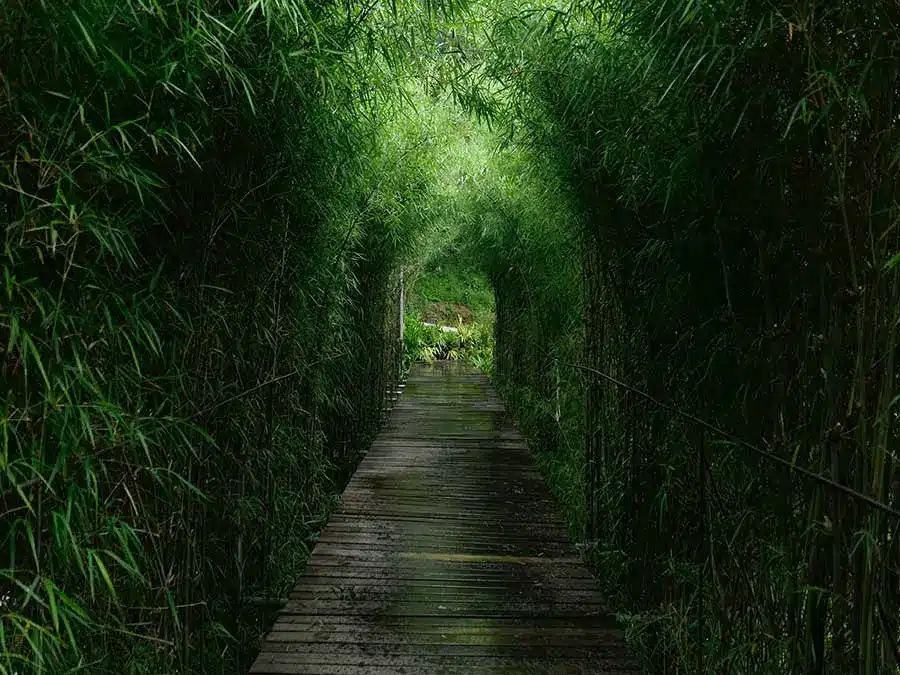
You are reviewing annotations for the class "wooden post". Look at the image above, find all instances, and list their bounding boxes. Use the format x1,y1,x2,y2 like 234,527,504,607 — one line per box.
399,269,405,382
697,427,706,675
399,269,405,341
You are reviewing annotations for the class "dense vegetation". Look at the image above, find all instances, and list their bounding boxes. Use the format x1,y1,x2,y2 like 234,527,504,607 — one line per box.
452,1,900,672
402,247,494,370
1,1,445,672
401,119,495,371
3,0,899,673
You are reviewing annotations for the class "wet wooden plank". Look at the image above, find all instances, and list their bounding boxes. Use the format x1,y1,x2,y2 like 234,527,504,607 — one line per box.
251,653,636,671
251,662,638,675
250,360,636,674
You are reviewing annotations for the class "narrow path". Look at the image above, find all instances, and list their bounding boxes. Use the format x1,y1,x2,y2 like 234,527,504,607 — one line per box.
250,361,637,674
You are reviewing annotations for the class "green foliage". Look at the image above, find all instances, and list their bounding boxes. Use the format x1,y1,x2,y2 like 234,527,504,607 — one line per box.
396,101,497,375
400,103,497,325
0,0,454,672
440,0,900,672
408,259,494,325
403,318,493,375
5,0,899,672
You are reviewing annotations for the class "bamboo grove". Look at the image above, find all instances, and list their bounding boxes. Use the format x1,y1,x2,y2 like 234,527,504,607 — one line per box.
1,0,447,671
459,0,900,672
3,0,900,673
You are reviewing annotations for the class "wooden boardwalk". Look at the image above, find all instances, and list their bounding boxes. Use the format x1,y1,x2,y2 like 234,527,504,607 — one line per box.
250,361,638,674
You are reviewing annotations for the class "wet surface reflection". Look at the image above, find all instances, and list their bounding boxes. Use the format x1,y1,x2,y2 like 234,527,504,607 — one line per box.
251,361,637,673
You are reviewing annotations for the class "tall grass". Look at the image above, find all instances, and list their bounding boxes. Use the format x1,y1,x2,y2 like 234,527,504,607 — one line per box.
0,0,452,672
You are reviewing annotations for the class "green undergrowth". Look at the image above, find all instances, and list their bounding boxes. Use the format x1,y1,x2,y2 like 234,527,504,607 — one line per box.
403,317,493,374
402,255,495,374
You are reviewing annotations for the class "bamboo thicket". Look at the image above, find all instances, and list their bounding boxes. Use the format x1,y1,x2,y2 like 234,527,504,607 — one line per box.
456,0,900,671
0,1,447,671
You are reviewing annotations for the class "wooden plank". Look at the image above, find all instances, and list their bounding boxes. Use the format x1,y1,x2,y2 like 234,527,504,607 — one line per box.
249,361,636,674
261,632,624,648
286,583,604,600
289,578,603,592
267,615,621,630
251,652,635,668
251,662,639,674
295,552,590,569
261,641,629,654
278,600,612,617
297,562,596,581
